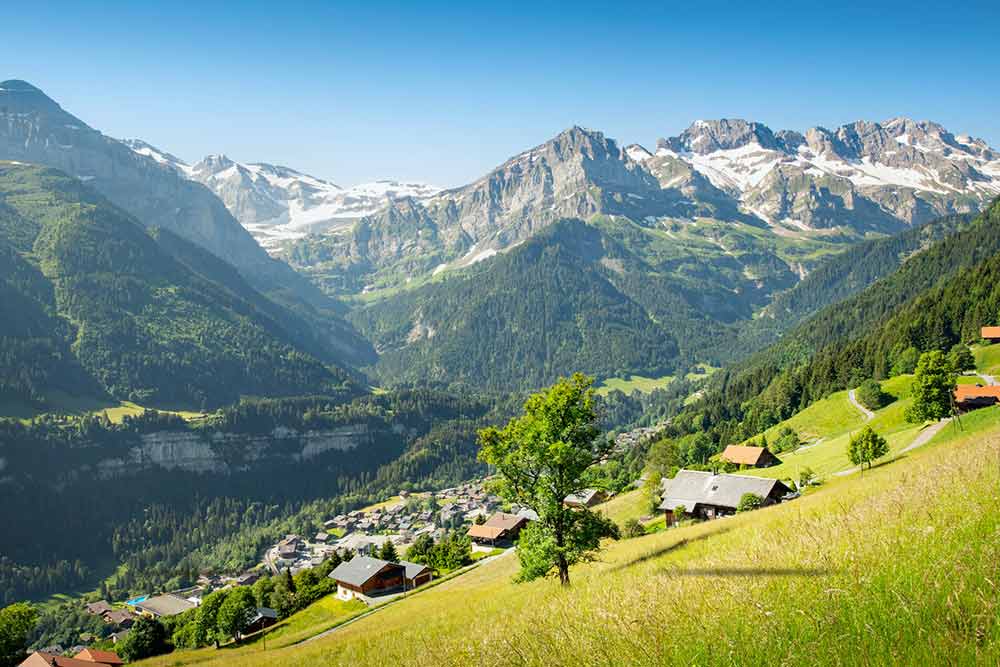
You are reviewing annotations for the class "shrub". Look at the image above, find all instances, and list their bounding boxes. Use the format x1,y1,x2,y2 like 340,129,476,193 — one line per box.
736,493,764,513
856,379,892,411
623,518,645,538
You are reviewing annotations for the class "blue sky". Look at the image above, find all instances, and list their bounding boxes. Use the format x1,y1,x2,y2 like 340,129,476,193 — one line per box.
6,1,999,188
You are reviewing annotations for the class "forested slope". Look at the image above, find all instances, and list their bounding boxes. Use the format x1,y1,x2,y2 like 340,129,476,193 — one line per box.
0,164,357,409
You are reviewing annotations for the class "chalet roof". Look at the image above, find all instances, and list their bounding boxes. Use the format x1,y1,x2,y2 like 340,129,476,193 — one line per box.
981,326,1000,338
484,512,527,531
135,594,196,617
73,648,124,665
328,556,402,587
720,445,770,465
102,610,133,625
564,488,603,506
399,560,432,580
954,384,1000,400
21,652,112,667
84,601,112,615
658,470,790,511
467,524,505,540
254,607,278,620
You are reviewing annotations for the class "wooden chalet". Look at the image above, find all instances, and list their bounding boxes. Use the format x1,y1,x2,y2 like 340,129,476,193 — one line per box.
466,512,530,546
954,384,1000,410
400,560,434,588
563,488,608,508
244,607,278,634
720,445,781,468
328,556,405,601
659,470,792,524
982,326,1000,343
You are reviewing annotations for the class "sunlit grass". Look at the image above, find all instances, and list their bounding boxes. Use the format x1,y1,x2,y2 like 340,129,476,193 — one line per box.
140,415,1000,666
595,374,675,397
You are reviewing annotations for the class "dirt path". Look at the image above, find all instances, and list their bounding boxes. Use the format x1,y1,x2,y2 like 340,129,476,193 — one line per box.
834,418,951,477
848,389,875,421
978,373,998,386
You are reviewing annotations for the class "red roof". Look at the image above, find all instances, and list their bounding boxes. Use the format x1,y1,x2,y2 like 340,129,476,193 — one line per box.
982,326,1000,338
954,384,1000,401
74,649,124,666
720,445,769,465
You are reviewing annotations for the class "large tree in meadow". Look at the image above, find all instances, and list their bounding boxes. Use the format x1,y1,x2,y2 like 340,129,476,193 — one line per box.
478,373,618,586
905,350,956,423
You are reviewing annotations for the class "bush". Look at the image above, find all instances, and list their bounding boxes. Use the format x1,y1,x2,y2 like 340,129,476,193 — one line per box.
622,518,646,538
771,427,801,453
948,343,975,373
736,493,764,513
798,467,816,488
856,379,892,411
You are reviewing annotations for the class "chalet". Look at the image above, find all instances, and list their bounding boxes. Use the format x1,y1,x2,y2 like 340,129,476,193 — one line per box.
328,556,405,601
720,445,781,468
101,610,134,628
245,607,278,634
134,593,196,618
73,649,124,666
467,512,530,546
109,631,129,644
400,560,434,588
84,600,112,616
235,571,260,586
982,326,1000,343
954,384,1000,410
314,532,330,543
563,488,608,508
19,652,115,667
659,470,792,524
336,532,392,556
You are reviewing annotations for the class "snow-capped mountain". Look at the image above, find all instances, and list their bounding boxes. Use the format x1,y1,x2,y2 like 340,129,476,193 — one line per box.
123,140,439,250
629,118,1000,231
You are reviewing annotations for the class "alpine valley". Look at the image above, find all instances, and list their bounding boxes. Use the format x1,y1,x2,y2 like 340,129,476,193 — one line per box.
4,73,1000,665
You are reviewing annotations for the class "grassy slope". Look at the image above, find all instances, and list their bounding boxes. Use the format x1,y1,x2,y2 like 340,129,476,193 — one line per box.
745,376,924,480
973,343,1000,375
141,413,1000,666
595,374,675,397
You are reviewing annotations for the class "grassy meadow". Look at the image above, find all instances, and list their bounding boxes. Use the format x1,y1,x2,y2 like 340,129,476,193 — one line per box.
137,412,1000,666
595,374,675,396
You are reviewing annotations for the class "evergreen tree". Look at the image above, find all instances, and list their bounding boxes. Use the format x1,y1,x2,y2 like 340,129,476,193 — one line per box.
948,343,976,374
378,540,399,562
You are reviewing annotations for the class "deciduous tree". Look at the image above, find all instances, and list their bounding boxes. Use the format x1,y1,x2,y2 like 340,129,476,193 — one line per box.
847,426,889,471
478,373,619,586
905,351,956,423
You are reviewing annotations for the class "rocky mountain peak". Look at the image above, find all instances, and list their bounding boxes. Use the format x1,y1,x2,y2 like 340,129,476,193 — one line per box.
0,79,87,126
670,118,779,154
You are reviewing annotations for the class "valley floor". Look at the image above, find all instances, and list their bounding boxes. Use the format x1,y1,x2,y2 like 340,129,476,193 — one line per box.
138,403,1000,667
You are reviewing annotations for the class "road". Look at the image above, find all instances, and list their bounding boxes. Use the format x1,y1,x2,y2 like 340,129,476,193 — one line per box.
847,389,875,421
834,417,951,477
978,373,998,386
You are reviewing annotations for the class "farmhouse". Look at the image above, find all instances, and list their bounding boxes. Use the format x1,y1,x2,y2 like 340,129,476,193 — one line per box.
954,384,1000,410
659,470,792,523
467,512,530,546
84,600,112,616
981,326,1000,343
245,607,278,634
563,488,608,508
328,556,405,601
101,610,134,628
400,560,434,588
720,445,781,468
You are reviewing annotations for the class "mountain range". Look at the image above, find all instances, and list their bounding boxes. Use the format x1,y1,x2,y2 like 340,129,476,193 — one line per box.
3,78,1000,393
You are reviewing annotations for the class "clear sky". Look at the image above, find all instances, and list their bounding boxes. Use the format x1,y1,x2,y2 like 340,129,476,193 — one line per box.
7,0,998,188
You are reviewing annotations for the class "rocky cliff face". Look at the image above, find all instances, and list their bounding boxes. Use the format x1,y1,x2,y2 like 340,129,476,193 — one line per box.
86,424,378,479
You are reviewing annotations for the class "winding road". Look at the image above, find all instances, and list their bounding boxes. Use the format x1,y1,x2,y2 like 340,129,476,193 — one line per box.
848,389,875,421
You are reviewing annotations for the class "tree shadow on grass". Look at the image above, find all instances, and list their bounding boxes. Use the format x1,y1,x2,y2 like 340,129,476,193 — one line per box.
609,528,730,573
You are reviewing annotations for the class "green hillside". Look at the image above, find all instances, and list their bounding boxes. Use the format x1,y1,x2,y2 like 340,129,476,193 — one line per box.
0,164,357,409
137,408,1000,666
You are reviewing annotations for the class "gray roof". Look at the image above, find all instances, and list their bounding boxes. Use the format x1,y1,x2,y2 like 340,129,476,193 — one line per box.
399,560,432,580
564,488,602,505
255,607,278,619
658,470,788,511
328,556,401,587
135,594,196,617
